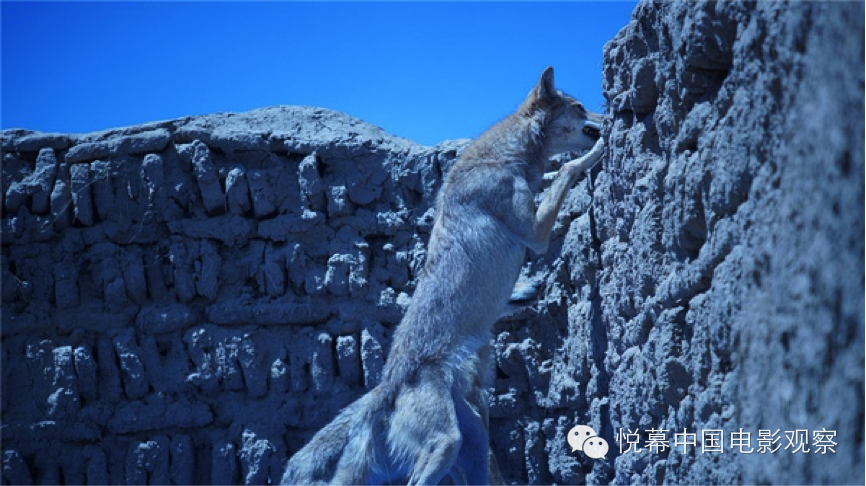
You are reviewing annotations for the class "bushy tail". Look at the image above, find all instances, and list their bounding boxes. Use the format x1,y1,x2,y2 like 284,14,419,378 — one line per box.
281,388,389,485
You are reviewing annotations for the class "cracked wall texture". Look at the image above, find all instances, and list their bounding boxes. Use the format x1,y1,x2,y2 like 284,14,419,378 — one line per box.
2,106,476,484
587,1,864,484
2,1,864,485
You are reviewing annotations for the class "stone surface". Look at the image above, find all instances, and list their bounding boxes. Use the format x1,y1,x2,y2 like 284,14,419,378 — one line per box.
1,3,863,485
579,1,864,485
1,105,463,485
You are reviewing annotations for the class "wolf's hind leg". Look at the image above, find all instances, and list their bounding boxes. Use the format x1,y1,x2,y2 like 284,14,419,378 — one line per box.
452,389,489,485
406,416,462,485
449,345,498,485
391,373,462,485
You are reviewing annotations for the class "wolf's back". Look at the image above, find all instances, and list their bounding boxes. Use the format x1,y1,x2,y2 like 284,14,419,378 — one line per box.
281,389,388,485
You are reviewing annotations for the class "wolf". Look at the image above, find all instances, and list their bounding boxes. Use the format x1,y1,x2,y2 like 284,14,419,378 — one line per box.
282,66,604,485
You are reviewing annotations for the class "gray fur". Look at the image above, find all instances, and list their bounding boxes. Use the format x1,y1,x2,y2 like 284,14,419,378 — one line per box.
281,67,604,486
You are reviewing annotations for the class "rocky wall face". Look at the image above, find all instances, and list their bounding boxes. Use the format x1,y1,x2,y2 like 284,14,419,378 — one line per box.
593,1,864,484
2,2,864,485
1,106,477,484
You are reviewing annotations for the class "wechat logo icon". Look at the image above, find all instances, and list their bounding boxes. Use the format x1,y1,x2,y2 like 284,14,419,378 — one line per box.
568,424,609,460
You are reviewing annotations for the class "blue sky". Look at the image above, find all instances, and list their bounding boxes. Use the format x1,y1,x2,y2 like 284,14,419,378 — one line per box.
2,1,636,146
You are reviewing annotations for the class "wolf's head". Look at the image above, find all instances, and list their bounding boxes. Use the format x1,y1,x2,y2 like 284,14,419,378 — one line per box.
521,66,602,159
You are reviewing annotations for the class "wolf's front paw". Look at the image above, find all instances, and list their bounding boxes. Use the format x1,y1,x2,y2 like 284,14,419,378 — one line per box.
509,273,542,303
563,138,605,176
499,273,543,319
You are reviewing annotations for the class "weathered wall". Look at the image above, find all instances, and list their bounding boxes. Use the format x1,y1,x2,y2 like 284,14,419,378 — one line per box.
1,107,475,484
591,1,864,484
2,1,864,485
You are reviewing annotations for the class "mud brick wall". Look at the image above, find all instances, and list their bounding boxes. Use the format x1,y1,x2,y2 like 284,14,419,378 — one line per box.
2,2,864,485
1,107,475,484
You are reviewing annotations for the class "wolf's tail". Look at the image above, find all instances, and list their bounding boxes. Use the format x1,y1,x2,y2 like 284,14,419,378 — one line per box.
281,387,390,485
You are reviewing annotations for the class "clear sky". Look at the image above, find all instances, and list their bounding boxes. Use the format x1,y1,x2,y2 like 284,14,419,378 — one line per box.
2,1,636,146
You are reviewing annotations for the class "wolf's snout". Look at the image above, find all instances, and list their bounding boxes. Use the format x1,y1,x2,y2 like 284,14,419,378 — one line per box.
582,122,601,140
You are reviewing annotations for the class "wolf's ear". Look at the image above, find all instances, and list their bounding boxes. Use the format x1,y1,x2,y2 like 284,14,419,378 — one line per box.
531,66,556,102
